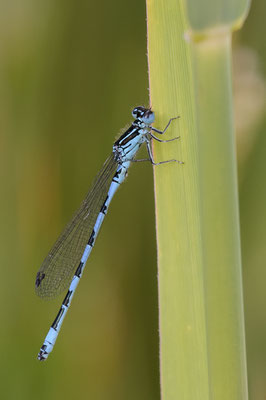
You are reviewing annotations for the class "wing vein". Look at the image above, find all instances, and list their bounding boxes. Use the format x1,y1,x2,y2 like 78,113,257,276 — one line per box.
35,153,118,298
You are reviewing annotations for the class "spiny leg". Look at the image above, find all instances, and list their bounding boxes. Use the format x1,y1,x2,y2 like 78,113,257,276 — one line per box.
146,140,184,166
151,116,180,135
149,131,180,143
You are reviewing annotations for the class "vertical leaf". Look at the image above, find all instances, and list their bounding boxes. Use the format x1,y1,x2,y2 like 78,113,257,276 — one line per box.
146,0,250,398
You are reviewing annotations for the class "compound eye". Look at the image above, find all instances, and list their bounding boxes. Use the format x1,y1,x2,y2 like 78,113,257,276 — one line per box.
132,107,139,118
143,110,155,124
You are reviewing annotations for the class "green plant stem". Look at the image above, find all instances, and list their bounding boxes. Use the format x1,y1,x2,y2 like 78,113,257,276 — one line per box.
146,0,249,398
192,31,248,399
147,1,209,398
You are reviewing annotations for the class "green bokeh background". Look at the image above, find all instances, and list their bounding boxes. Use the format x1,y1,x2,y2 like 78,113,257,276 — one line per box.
0,1,265,399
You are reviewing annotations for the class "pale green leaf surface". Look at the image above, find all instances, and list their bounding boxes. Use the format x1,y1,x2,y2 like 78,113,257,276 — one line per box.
147,0,249,398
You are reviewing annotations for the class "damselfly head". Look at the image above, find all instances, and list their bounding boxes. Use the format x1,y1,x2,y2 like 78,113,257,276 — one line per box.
132,106,155,125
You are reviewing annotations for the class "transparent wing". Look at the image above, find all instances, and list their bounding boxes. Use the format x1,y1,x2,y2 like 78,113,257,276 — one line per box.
35,153,118,299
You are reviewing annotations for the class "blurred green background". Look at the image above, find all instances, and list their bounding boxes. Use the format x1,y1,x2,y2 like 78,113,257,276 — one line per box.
0,1,265,399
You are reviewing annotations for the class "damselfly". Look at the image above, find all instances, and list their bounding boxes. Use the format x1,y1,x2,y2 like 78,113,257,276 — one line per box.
35,106,183,361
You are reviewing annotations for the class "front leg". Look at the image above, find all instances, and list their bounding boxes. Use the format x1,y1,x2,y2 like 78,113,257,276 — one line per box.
151,116,180,135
